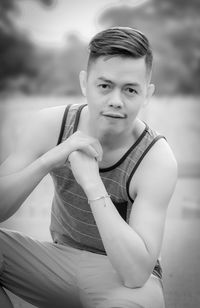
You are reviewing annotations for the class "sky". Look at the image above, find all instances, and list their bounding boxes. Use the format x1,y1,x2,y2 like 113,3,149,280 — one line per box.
15,0,145,47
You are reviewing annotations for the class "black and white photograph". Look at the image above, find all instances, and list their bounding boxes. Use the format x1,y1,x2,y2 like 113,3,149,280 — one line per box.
0,0,199,307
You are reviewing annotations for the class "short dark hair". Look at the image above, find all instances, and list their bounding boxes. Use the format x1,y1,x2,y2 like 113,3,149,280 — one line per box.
88,27,153,76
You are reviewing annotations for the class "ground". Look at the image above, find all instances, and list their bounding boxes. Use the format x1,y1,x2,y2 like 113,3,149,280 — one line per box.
0,95,200,307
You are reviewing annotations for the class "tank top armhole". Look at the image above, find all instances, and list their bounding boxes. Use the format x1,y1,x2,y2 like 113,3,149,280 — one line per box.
72,103,87,133
56,104,71,145
126,135,166,203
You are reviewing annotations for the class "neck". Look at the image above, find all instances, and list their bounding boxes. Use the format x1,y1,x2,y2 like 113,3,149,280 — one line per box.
97,129,131,150
79,106,144,151
88,117,142,151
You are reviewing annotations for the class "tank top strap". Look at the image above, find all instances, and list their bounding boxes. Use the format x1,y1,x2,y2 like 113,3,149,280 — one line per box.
126,125,166,203
57,103,87,145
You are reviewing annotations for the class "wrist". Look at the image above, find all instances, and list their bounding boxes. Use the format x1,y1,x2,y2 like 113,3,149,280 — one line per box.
38,154,54,173
88,194,110,204
84,181,107,200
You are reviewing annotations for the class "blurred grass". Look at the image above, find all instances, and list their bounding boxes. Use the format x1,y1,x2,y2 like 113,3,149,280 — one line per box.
2,176,200,308
0,94,200,308
1,94,200,172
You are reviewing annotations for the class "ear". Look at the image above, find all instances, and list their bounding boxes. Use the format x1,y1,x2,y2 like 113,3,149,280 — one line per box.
143,83,155,107
79,70,87,96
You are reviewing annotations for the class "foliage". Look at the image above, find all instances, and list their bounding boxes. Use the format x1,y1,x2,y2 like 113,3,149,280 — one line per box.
98,0,200,95
0,0,199,96
33,35,87,96
0,0,55,94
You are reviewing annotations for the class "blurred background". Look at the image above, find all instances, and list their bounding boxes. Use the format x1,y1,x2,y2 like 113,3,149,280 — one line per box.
0,0,200,307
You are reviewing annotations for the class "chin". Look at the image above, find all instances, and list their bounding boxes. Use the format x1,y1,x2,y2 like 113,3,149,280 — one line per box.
102,125,124,136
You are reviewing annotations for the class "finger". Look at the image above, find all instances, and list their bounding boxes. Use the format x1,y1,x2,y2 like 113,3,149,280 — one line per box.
83,145,100,160
68,150,79,162
91,141,103,161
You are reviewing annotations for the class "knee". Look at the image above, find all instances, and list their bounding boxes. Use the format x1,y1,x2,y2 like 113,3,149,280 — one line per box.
97,299,144,308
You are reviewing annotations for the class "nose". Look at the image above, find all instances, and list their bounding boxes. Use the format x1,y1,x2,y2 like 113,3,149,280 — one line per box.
108,89,123,109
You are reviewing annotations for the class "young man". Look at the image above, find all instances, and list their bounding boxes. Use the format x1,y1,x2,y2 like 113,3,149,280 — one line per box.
0,27,177,308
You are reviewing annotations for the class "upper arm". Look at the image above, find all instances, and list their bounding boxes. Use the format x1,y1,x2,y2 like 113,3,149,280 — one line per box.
0,106,66,176
128,138,177,262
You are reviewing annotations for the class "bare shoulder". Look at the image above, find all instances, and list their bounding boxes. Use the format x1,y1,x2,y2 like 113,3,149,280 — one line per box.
0,105,67,175
19,105,67,154
130,137,178,200
35,105,67,148
145,137,177,172
13,104,67,160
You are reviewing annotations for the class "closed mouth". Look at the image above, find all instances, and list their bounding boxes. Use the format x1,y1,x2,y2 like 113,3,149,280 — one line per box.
102,112,127,119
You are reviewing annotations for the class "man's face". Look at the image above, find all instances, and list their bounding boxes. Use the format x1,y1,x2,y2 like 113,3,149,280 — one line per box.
81,56,154,135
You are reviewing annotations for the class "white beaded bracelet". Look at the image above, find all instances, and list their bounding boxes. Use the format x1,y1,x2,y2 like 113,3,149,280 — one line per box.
88,194,111,204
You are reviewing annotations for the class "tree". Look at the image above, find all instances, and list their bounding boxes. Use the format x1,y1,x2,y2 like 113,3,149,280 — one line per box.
98,0,200,95
34,34,88,96
0,0,55,93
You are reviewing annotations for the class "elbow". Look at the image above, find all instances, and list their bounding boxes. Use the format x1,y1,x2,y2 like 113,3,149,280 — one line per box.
123,281,141,289
122,268,151,289
123,277,147,289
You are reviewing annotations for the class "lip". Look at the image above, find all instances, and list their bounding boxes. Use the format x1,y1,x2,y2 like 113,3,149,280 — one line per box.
101,111,127,119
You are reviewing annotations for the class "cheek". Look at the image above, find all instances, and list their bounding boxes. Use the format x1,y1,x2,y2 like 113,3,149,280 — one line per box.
127,103,143,119
87,88,104,107
86,87,98,102
87,95,100,117
129,97,144,110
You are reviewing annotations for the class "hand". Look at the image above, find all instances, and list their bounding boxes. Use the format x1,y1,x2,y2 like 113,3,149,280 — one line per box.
67,130,103,161
68,150,101,192
41,131,103,171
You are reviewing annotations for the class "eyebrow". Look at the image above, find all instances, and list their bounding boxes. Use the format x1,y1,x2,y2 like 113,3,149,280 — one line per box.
97,77,141,89
97,77,113,84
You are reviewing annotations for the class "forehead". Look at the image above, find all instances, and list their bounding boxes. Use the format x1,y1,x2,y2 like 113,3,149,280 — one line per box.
87,56,147,84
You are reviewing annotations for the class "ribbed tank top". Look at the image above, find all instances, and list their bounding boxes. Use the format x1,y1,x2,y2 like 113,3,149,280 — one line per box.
50,103,164,278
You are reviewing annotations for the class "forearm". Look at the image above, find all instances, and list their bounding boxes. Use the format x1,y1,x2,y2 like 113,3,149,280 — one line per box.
0,157,49,222
85,182,152,288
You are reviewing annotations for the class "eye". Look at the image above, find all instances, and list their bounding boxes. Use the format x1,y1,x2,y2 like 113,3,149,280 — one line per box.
98,84,110,89
97,83,112,93
124,87,137,95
